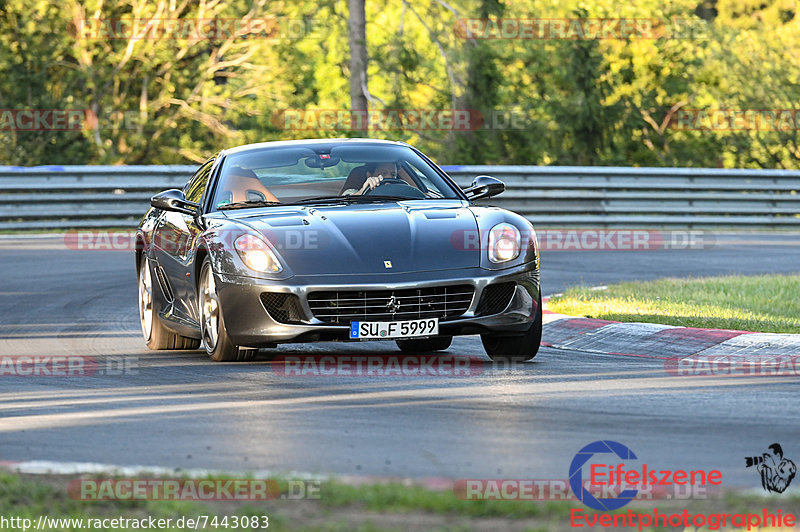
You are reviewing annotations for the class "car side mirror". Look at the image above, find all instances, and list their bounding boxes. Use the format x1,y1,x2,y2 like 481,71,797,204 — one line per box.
151,189,200,216
463,175,505,200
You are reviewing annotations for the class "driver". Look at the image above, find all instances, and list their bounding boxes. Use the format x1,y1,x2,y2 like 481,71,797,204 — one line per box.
342,162,398,195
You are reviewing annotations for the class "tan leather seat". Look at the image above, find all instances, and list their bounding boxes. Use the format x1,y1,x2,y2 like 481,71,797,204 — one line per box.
340,165,367,194
224,168,279,203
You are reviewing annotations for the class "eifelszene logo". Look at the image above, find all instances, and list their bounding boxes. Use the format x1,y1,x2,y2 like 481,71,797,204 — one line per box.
569,440,640,511
569,440,722,511
745,443,797,493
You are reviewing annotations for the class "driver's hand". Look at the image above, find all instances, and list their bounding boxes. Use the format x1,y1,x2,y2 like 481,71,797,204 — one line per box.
358,175,383,194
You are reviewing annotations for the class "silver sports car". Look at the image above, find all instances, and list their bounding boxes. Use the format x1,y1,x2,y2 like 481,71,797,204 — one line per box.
136,139,541,362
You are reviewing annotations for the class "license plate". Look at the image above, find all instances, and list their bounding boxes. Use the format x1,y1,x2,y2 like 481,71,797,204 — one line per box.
350,318,439,340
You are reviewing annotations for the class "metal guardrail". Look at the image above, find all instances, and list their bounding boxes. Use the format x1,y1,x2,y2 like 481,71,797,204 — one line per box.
1,165,799,230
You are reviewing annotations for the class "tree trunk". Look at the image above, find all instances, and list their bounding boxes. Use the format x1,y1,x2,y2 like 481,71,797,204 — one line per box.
348,0,368,134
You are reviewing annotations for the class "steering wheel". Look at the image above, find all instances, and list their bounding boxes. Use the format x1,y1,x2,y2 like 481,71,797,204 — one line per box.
364,178,426,199
364,178,408,193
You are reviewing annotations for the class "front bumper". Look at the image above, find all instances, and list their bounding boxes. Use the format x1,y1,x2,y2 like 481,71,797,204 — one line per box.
215,264,540,347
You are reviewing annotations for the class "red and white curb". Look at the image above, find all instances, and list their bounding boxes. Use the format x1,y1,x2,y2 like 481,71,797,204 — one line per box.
541,298,800,360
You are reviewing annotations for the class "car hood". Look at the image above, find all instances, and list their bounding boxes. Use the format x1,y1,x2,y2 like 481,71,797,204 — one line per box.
222,200,480,276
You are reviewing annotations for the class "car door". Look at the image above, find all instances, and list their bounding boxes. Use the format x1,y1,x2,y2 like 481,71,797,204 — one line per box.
152,158,215,324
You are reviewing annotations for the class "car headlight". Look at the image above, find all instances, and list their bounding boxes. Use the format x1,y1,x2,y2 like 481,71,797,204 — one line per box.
527,221,539,264
488,223,521,263
234,234,282,273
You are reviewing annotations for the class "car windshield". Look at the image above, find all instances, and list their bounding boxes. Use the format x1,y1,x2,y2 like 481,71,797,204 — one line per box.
211,143,460,210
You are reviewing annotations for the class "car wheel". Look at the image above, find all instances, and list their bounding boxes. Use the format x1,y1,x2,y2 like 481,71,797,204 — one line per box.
396,335,453,353
138,256,200,350
480,297,542,362
198,258,256,362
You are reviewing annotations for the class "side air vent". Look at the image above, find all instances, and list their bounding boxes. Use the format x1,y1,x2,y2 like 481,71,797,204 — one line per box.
475,282,516,316
154,264,174,302
260,292,306,324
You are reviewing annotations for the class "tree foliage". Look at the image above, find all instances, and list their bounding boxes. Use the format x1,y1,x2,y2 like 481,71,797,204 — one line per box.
0,0,797,167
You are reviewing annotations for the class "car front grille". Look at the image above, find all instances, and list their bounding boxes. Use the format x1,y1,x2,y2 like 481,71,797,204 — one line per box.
307,285,475,325
475,282,516,316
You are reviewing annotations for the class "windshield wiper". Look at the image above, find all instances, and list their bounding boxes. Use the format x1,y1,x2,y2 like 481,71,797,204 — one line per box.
290,195,409,205
218,200,281,210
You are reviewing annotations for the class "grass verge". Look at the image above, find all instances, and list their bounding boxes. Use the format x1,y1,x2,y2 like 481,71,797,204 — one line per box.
547,274,800,333
0,471,574,531
2,471,799,531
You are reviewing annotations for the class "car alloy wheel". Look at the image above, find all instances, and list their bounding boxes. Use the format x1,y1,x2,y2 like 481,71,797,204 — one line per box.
138,258,154,341
199,263,220,353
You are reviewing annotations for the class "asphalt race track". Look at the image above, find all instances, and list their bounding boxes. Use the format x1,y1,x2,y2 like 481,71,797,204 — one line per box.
1,232,799,487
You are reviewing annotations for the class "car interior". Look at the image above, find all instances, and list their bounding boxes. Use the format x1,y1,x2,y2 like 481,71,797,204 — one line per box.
218,167,280,204
215,156,439,207
338,164,417,194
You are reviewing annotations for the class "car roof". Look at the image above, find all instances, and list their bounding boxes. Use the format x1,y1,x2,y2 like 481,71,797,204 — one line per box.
221,138,412,156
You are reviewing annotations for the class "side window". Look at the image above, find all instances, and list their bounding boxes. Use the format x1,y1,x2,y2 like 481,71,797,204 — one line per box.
184,159,215,205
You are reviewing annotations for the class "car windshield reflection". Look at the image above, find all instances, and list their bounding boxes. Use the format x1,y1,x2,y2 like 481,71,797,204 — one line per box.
211,144,458,211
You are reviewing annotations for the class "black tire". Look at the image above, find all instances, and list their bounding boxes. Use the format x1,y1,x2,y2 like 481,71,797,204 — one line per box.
198,258,256,362
481,297,542,362
396,335,453,353
138,256,200,350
